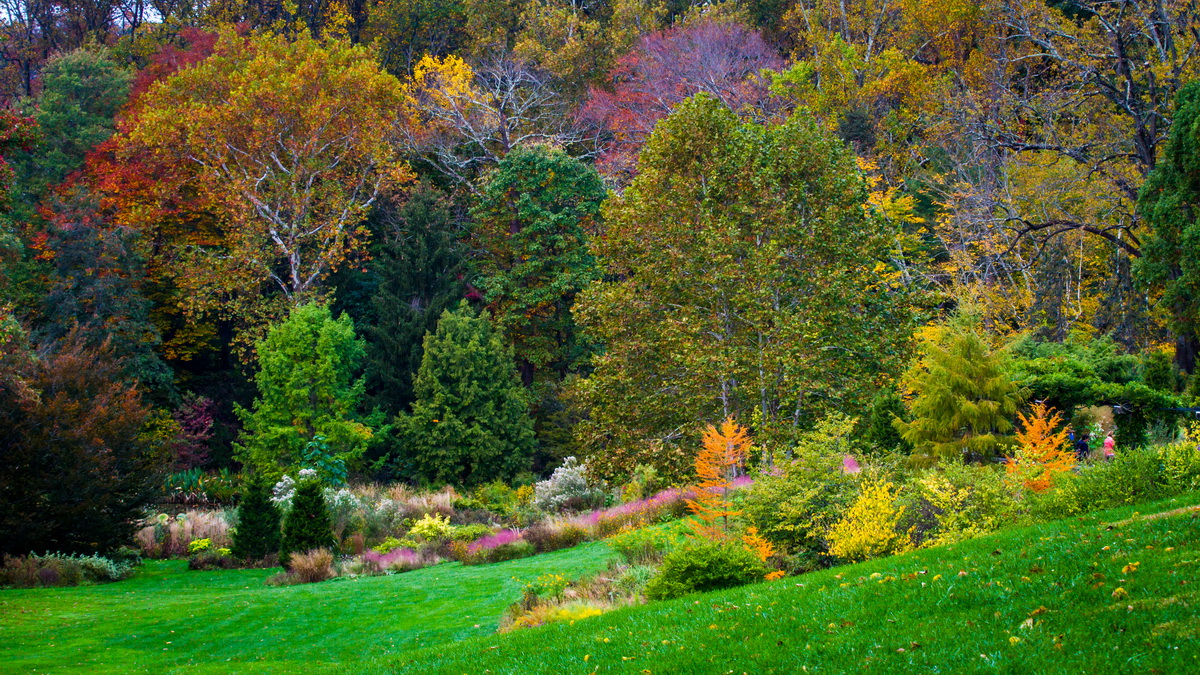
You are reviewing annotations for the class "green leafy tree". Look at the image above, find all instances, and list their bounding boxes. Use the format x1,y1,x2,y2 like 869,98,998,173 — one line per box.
279,479,335,569
572,93,912,482
12,49,132,212
235,303,372,477
397,301,535,486
895,319,1021,461
230,474,282,561
472,145,604,385
1137,81,1200,374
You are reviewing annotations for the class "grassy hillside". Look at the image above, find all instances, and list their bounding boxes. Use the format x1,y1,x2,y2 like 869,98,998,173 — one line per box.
390,493,1200,674
0,542,613,674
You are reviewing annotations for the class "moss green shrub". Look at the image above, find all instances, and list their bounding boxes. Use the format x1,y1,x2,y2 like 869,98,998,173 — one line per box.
644,539,768,600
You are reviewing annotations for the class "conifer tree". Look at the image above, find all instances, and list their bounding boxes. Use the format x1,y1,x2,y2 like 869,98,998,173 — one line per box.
895,320,1021,461
230,474,281,562
235,303,372,476
397,301,535,486
865,391,912,453
279,479,335,569
361,182,466,414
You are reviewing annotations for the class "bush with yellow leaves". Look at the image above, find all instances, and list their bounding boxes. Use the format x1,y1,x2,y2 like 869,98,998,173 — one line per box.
826,481,912,563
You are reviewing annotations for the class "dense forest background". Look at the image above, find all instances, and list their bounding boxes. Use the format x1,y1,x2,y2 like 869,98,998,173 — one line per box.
3,0,1200,508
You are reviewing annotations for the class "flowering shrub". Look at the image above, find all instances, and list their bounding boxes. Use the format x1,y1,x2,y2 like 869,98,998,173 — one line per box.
534,457,606,511
826,481,912,563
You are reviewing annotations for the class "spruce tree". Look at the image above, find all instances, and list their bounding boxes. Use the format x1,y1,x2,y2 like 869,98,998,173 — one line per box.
279,479,335,569
895,320,1021,461
397,301,535,486
230,474,281,562
1141,350,1176,392
362,182,465,414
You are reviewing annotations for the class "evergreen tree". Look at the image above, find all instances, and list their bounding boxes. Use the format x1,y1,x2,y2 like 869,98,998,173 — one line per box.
359,182,466,414
1137,81,1200,374
895,319,1021,461
279,479,335,569
12,48,132,214
397,301,535,486
235,303,372,477
1141,350,1176,392
865,391,912,453
230,474,281,562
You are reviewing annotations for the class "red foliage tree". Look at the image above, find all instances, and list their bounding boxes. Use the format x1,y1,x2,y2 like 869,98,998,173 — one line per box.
580,18,782,178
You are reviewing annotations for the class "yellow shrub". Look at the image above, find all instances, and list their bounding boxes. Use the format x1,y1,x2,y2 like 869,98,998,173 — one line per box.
826,481,912,562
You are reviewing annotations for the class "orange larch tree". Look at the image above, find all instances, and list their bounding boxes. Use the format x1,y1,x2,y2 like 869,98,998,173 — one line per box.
686,416,752,539
1007,402,1075,493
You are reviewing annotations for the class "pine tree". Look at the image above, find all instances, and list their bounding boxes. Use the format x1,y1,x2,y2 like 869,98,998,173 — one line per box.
279,479,335,569
895,319,1021,461
230,474,281,562
397,301,535,486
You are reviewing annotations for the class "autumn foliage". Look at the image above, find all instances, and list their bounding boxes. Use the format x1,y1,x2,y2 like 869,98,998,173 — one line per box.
1007,402,1075,493
686,417,752,539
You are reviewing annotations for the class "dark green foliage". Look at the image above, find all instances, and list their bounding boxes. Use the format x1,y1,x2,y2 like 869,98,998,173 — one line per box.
865,391,912,453
230,475,281,562
1136,81,1200,373
279,480,335,569
1010,332,1139,413
396,301,535,486
643,539,768,600
472,146,604,383
0,330,163,556
349,183,467,416
743,452,857,556
12,49,132,213
39,187,174,401
1141,350,1176,392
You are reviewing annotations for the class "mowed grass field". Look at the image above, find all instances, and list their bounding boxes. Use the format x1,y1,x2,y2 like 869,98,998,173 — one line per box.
0,542,614,673
391,492,1200,674
3,495,1199,674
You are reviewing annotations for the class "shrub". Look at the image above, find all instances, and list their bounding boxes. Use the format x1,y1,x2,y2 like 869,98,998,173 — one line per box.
231,474,281,561
1031,447,1168,519
644,539,769,600
279,480,335,569
0,552,136,588
187,538,214,555
909,463,1018,547
450,524,494,542
408,513,454,540
607,526,679,565
534,457,606,511
188,548,237,571
826,481,913,563
522,522,588,553
288,548,336,584
134,510,232,558
613,564,657,596
743,452,857,555
1159,430,1200,492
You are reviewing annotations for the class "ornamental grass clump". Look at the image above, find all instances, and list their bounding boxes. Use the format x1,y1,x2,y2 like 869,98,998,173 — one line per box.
134,510,232,558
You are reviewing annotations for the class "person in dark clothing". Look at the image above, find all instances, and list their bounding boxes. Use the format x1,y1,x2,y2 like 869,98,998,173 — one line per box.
1075,433,1091,462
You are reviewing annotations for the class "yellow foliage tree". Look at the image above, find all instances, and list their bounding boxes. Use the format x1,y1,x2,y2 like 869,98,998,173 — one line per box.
685,417,751,539
826,481,912,562
1007,402,1075,493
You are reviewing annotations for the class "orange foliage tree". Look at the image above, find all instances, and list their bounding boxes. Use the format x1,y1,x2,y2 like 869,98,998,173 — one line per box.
1007,402,1075,493
686,417,752,539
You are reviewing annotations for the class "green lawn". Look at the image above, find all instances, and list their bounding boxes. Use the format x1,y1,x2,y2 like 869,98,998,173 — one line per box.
0,542,614,674
4,496,1199,674
389,493,1200,674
